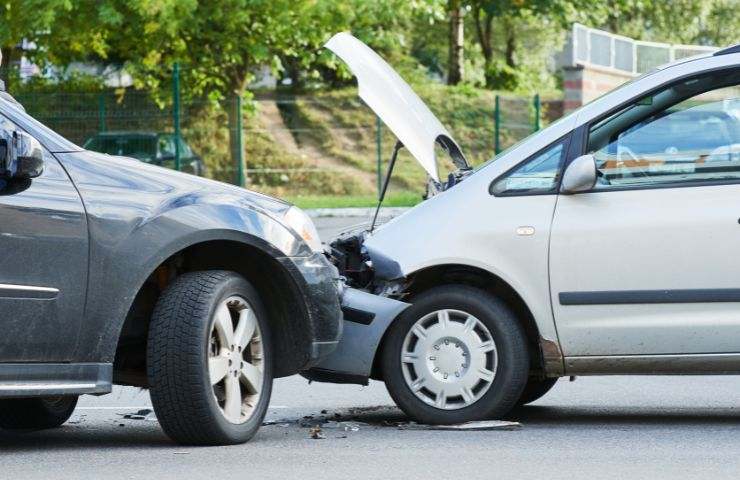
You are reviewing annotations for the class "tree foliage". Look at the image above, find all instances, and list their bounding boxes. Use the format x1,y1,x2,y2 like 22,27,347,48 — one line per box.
1,0,738,96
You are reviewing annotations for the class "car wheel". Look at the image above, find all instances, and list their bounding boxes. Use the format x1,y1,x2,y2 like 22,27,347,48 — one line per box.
381,285,529,425
517,377,558,406
147,270,272,445
0,396,78,430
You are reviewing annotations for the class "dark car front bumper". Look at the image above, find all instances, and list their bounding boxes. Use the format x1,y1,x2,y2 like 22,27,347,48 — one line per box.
278,253,343,367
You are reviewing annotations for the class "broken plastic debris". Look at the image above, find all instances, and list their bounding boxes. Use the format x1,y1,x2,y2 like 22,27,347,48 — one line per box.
321,421,366,432
309,425,325,439
400,420,521,431
121,408,157,422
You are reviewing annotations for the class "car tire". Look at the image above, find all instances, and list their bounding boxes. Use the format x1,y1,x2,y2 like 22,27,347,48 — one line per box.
0,396,78,430
381,285,529,425
517,377,558,406
147,270,272,446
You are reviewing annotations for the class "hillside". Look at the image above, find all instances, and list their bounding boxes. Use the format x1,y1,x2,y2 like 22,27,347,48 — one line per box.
246,84,553,202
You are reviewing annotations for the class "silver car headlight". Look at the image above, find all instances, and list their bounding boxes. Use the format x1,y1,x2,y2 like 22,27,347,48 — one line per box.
283,206,323,252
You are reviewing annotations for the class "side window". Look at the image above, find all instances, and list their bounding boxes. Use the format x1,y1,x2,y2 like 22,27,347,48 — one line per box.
491,140,566,195
588,71,740,189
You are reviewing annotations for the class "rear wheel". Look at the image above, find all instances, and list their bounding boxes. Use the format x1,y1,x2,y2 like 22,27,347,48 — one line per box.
147,270,272,445
0,396,78,430
381,285,529,425
517,377,558,406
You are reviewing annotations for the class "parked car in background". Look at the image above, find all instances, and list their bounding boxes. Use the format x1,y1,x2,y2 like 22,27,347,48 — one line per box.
306,34,740,425
0,93,342,445
83,131,206,176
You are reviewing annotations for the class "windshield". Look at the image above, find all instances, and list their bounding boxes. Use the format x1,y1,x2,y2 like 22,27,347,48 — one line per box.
85,135,157,160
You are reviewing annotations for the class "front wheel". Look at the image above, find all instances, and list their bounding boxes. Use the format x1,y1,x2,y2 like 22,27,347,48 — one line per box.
147,270,272,446
0,396,78,430
380,285,529,425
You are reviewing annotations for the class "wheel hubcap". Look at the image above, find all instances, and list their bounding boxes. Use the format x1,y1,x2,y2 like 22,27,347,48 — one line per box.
401,309,497,410
207,296,263,424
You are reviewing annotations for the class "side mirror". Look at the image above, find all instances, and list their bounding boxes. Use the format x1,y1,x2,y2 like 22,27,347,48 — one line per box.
561,154,596,194
0,130,44,180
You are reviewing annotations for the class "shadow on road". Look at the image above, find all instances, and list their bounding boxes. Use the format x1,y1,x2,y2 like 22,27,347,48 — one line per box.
0,425,174,451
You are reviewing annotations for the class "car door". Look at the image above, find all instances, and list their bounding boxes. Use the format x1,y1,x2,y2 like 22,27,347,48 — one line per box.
550,68,740,361
0,113,89,362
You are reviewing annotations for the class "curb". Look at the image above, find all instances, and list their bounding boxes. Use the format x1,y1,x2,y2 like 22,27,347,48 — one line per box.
305,207,411,218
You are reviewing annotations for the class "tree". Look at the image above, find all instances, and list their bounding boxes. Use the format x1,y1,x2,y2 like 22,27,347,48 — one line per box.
0,0,72,87
447,0,464,85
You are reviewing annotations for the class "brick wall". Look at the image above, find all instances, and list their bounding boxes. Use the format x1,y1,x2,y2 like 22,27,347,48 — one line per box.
563,65,635,113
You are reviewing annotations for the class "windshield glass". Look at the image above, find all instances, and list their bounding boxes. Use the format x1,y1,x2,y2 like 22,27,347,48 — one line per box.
85,136,157,160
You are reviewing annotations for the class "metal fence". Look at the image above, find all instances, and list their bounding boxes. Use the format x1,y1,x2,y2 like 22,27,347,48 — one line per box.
5,65,555,198
569,23,718,75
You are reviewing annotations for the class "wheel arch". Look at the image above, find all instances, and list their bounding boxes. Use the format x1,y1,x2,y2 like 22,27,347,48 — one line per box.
112,235,313,387
371,263,562,380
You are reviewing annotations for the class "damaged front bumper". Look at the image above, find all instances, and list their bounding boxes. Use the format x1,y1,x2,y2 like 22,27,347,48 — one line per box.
303,287,410,385
278,253,344,368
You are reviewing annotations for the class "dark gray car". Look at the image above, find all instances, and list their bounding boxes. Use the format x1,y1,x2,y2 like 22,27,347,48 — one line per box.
0,93,342,445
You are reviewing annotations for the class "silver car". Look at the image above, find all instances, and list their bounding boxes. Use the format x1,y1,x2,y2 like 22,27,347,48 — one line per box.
306,34,740,424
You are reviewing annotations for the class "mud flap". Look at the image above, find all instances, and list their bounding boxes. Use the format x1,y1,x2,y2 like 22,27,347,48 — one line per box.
303,288,410,385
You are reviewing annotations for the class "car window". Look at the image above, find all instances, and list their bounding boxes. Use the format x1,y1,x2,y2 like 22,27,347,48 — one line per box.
587,71,740,190
158,136,176,158
491,141,566,195
89,136,157,160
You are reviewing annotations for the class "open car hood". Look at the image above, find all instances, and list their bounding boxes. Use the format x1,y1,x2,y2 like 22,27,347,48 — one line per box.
325,32,467,182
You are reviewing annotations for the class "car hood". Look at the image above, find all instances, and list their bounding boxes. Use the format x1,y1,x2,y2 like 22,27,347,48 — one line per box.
325,32,466,182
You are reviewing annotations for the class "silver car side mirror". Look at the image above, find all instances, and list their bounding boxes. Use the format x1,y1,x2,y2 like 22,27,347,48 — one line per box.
560,154,596,194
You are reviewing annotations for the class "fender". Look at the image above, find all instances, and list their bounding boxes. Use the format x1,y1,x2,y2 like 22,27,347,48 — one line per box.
55,151,308,363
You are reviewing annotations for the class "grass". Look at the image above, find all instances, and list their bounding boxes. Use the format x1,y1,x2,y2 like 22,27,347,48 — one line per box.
286,191,423,209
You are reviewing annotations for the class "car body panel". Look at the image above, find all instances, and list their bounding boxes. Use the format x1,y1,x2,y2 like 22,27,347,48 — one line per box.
330,50,740,379
0,148,89,362
551,183,740,357
304,288,410,383
55,150,311,363
325,32,466,182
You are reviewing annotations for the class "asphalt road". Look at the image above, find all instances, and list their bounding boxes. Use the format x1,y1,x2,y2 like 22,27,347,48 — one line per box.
2,215,740,479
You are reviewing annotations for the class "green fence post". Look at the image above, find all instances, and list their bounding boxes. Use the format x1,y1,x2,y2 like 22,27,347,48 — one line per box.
533,93,541,132
172,62,181,171
494,95,501,155
97,93,106,133
236,94,245,187
375,114,382,199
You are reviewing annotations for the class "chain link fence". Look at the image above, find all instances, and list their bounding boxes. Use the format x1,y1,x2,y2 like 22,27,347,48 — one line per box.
3,65,558,199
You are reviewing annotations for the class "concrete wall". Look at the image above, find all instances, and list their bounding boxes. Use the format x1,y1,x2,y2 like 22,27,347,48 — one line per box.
563,65,635,113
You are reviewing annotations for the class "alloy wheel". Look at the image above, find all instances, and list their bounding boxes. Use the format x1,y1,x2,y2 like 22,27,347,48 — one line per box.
207,295,264,424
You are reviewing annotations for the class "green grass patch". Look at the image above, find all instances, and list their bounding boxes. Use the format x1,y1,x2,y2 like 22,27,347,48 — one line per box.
286,191,423,209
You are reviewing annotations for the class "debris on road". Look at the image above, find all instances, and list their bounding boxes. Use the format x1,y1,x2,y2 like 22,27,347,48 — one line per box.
399,420,521,431
121,409,157,422
309,425,325,439
322,421,366,432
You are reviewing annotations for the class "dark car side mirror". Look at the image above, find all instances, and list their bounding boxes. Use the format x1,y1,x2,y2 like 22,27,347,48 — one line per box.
0,129,44,180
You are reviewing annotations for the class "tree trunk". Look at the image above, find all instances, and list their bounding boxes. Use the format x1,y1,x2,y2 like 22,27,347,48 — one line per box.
447,0,464,86
472,7,495,88
504,27,516,68
0,46,14,91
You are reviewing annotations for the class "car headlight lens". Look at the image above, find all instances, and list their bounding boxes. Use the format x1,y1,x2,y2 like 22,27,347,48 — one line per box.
283,206,323,252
